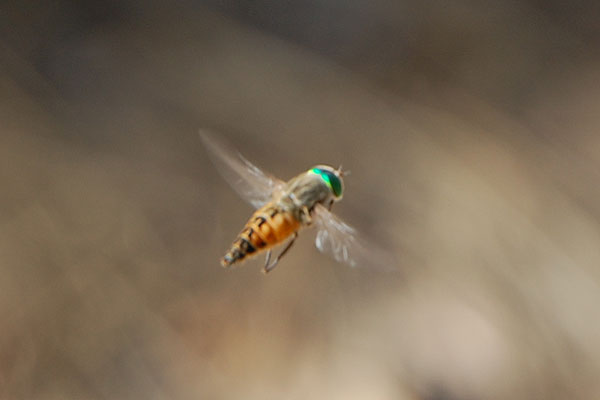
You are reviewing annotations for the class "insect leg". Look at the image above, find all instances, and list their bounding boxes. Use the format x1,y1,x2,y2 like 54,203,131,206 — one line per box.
301,206,312,225
264,250,272,270
263,232,298,274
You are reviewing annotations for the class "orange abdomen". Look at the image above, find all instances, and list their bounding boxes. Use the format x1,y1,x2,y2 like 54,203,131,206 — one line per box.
221,204,301,267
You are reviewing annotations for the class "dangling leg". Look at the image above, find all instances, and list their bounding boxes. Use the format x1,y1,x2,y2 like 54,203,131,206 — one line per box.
263,232,298,274
264,250,272,270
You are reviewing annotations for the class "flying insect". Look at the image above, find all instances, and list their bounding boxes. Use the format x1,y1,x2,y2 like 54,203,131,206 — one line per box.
200,131,394,273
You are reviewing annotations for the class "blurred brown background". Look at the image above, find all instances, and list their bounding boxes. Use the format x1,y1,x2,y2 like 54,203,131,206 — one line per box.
2,0,600,399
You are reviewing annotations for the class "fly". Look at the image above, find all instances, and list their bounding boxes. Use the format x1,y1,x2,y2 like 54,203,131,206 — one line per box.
200,131,395,274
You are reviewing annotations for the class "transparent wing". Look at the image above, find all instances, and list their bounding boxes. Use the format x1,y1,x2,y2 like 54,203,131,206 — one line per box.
200,130,285,208
313,203,397,270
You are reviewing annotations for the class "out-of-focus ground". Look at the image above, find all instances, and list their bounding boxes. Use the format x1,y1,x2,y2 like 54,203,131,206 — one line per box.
2,1,600,398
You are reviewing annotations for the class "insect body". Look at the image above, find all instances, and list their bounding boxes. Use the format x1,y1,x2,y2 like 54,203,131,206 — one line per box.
200,131,394,274
221,166,343,272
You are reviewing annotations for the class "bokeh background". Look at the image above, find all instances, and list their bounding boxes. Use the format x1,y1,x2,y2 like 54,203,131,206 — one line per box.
2,1,600,399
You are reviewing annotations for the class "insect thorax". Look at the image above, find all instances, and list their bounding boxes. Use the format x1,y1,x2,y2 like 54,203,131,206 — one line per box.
279,172,332,222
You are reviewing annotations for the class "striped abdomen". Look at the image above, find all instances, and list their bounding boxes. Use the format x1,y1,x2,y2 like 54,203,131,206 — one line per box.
221,203,301,267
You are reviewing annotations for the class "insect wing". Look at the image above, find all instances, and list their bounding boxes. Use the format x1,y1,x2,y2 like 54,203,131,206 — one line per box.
200,130,285,208
313,203,396,270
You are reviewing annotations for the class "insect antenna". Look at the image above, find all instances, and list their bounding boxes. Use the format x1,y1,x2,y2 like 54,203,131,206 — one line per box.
337,165,350,177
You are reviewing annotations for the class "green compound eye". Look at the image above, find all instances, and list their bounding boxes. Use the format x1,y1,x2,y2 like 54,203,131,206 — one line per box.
311,167,343,198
